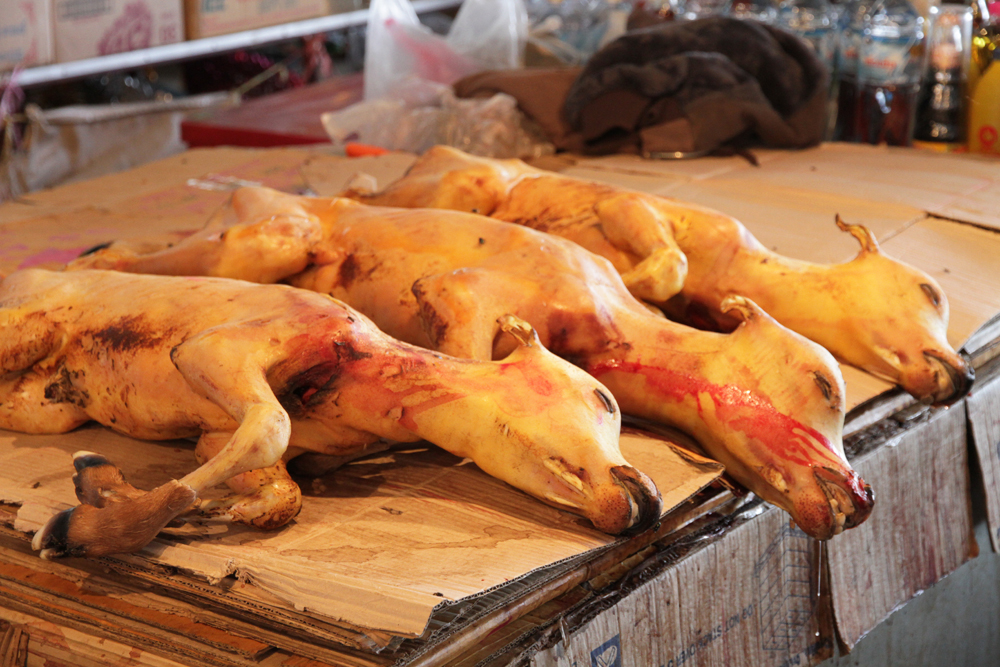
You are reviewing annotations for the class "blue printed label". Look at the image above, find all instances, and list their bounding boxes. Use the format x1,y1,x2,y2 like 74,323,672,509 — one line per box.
591,635,622,667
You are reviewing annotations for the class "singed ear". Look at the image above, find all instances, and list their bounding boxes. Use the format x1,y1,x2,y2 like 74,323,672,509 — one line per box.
835,215,880,255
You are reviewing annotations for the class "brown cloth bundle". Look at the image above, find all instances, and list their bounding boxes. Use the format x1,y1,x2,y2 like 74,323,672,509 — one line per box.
454,17,829,156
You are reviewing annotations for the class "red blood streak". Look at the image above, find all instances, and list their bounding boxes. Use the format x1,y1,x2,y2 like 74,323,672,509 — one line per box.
587,359,842,468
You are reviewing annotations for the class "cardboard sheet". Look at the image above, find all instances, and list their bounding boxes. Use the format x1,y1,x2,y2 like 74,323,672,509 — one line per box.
2,426,721,639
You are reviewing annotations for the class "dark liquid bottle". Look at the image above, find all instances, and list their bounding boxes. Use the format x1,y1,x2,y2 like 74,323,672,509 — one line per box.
858,81,921,144
834,0,870,141
852,0,925,146
914,5,971,144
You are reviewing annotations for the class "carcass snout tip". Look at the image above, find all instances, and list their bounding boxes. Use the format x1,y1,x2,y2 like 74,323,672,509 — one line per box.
923,350,974,407
810,467,875,540
608,465,662,536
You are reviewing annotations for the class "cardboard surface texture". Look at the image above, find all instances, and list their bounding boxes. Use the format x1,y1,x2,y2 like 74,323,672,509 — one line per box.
52,0,184,63
0,0,53,70
184,0,329,40
531,507,833,667
1,426,721,638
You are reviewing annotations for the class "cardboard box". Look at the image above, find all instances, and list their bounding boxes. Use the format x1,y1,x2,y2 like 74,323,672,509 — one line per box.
0,0,54,70
184,0,329,40
531,506,835,667
52,0,184,64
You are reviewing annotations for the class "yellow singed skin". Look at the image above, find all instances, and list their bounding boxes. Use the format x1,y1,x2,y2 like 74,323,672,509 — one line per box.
344,145,973,407
2,269,658,558
71,188,874,540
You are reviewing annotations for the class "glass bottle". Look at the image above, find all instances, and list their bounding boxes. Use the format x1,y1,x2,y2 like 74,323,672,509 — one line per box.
914,3,972,144
968,0,995,95
777,0,838,71
968,32,1000,151
855,0,926,145
729,0,780,22
834,0,873,140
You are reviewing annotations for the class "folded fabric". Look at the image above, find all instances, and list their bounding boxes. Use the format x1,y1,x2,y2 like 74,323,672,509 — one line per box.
455,17,828,156
453,67,585,151
563,17,829,155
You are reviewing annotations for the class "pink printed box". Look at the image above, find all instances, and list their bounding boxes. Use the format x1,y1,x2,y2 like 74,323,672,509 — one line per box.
0,0,54,70
52,0,184,63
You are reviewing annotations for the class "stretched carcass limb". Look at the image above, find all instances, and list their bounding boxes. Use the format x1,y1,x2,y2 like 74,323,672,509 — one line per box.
338,145,973,407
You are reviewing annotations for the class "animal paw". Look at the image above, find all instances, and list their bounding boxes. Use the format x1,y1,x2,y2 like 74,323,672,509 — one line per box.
32,452,197,559
198,477,302,531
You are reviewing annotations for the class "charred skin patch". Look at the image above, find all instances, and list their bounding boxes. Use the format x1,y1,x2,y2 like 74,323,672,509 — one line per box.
545,308,621,357
89,314,174,355
338,253,360,288
78,241,114,257
412,281,449,348
44,366,90,408
336,253,382,290
277,362,342,418
812,371,834,404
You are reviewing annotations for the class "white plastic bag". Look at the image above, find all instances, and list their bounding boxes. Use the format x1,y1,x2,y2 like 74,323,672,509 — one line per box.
363,0,528,100
322,79,552,159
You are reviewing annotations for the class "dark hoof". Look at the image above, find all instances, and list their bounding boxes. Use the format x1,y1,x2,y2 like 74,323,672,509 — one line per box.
32,507,87,559
71,450,143,508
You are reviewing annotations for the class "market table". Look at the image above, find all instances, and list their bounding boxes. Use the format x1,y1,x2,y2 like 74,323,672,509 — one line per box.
0,143,999,667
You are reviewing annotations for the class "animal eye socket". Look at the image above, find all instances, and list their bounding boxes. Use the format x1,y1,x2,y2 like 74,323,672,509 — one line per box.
594,388,615,414
920,283,941,308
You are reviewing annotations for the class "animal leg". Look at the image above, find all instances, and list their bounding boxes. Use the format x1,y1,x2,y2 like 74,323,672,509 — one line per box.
34,326,292,558
0,372,89,433
32,451,197,559
594,194,688,303
411,270,521,360
194,431,303,530
0,312,88,433
67,188,321,284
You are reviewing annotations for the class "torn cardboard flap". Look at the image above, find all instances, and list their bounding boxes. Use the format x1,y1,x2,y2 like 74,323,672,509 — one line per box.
1,426,721,639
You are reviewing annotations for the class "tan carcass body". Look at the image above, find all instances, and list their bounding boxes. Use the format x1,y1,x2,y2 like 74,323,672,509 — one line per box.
72,188,874,540
347,145,973,407
1,269,657,558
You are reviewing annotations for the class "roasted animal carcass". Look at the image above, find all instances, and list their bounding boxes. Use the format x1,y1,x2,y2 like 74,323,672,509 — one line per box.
72,188,874,539
344,145,973,407
1,269,659,558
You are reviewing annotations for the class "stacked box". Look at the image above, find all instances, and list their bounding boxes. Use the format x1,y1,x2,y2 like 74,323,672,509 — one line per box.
0,0,54,70
52,0,184,63
185,0,329,40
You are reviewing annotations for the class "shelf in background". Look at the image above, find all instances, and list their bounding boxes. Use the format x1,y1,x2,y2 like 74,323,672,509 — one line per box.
9,0,461,88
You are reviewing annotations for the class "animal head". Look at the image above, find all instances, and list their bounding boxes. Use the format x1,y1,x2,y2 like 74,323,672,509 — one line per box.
468,316,662,536
832,217,973,406
716,297,874,540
